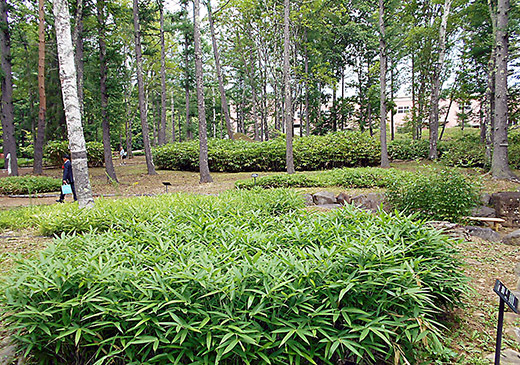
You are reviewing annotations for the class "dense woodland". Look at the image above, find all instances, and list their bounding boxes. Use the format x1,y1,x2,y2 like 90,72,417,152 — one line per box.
0,0,520,182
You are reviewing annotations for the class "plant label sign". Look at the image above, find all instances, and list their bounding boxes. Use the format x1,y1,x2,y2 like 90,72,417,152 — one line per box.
494,280,519,313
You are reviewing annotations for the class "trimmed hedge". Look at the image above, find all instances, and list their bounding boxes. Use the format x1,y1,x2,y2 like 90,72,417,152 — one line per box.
1,190,466,364
45,140,105,167
236,167,412,189
0,176,61,195
154,131,380,172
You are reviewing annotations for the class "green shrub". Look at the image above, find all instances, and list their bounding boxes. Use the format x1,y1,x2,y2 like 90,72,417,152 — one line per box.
508,143,520,169
154,131,380,172
0,158,33,169
1,191,467,364
0,176,61,195
44,140,105,167
439,135,487,168
236,167,411,189
388,139,429,160
386,167,480,221
19,145,34,158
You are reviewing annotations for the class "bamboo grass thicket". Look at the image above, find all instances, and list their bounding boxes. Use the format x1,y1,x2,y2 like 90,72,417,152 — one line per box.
1,190,467,363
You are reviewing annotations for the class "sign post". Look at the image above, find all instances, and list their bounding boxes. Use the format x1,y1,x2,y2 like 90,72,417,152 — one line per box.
162,181,171,193
493,280,519,365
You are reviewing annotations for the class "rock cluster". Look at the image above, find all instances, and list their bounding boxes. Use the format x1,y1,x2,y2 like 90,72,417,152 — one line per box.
303,191,387,213
471,192,520,228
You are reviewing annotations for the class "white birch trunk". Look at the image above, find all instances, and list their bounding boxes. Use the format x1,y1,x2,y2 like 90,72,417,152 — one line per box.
53,0,94,208
283,0,294,174
428,0,452,160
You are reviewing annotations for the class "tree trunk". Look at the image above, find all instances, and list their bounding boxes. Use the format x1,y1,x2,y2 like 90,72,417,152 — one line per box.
428,0,453,160
53,0,94,207
207,2,233,140
439,97,454,141
178,103,182,142
412,54,417,140
390,58,395,141
332,86,337,132
379,0,390,168
184,33,192,141
491,0,516,179
153,97,159,146
171,90,176,143
283,0,294,174
304,31,310,136
158,1,166,146
125,88,133,158
261,61,269,141
0,0,17,176
248,51,260,141
274,83,279,131
193,0,212,183
97,0,117,182
479,101,485,143
341,69,345,130
368,103,373,137
72,0,84,116
132,0,156,175
33,0,46,175
486,1,497,161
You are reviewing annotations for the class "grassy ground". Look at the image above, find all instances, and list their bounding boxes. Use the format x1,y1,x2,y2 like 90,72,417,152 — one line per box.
1,156,520,363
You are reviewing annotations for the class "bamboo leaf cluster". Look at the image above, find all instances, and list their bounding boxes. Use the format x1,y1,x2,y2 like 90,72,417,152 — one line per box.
1,190,467,363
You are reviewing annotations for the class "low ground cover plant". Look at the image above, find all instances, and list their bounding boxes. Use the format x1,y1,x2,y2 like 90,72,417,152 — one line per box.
1,190,466,364
0,176,61,195
386,167,480,221
235,167,412,189
154,131,380,172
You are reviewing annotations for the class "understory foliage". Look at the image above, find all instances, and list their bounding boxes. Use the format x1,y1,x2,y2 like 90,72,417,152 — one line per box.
153,132,380,172
388,131,520,169
45,140,105,167
386,168,480,221
0,176,61,195
1,190,466,364
235,167,412,189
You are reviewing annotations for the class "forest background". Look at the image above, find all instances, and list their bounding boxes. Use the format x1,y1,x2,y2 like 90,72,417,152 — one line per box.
0,0,519,181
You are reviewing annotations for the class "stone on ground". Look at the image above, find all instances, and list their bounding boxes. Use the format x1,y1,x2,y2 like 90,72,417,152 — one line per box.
303,194,314,206
351,193,386,212
336,192,352,205
465,226,501,242
503,230,520,246
470,206,496,218
312,191,337,205
485,349,520,364
491,192,520,227
315,204,342,210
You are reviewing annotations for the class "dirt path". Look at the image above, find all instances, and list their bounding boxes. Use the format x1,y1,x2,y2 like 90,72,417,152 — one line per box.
0,156,271,209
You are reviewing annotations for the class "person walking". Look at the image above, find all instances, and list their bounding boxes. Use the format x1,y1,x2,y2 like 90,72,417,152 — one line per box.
119,146,127,165
57,154,77,202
